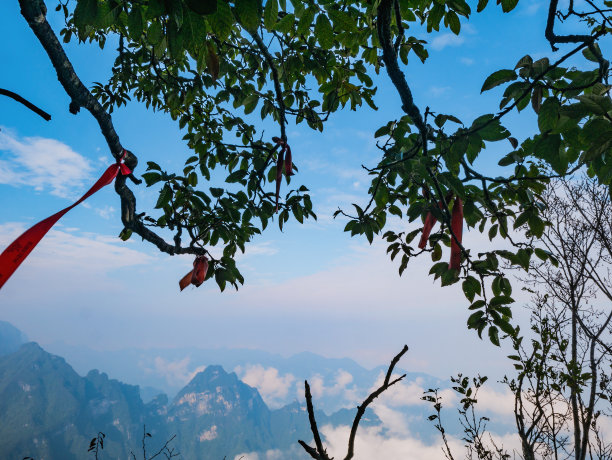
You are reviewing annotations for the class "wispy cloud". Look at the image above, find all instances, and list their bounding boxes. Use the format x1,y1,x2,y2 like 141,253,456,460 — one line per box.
307,369,357,401
235,365,296,409
0,223,155,292
143,356,206,388
321,424,521,459
0,128,93,198
460,57,474,66
94,205,116,220
431,33,465,51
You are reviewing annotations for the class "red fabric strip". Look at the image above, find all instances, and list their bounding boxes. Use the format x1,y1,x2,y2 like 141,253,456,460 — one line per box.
449,198,464,271
0,153,131,290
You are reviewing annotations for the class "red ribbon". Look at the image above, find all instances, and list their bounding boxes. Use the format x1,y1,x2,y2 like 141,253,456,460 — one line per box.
449,197,464,271
0,150,132,290
271,137,293,213
179,256,209,291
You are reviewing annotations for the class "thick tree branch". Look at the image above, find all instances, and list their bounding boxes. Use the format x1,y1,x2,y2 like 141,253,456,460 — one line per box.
376,0,426,136
545,0,594,51
18,0,206,258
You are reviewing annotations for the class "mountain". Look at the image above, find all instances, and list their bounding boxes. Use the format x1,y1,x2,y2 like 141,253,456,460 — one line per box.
0,342,149,459
46,342,443,413
168,365,275,459
0,341,381,460
0,320,27,356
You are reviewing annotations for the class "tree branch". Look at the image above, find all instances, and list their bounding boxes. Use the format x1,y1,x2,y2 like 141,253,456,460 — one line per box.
298,345,409,460
19,0,208,258
0,88,51,121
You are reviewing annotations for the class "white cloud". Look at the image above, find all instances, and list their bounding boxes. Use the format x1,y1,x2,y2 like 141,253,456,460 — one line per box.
305,369,357,402
144,356,206,389
0,223,155,293
95,205,116,219
235,365,296,409
321,424,463,459
320,424,522,460
237,242,278,258
475,386,515,417
460,57,474,66
234,450,285,460
0,128,93,198
431,33,465,51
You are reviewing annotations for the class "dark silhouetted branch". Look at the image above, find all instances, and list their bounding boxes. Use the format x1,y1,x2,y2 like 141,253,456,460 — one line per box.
299,345,409,460
0,88,51,121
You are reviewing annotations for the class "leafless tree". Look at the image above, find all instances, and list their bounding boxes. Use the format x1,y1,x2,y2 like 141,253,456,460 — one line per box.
504,177,612,460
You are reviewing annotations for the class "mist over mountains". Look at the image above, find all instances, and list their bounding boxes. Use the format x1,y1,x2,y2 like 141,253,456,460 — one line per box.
0,321,518,459
45,338,440,412
0,322,385,459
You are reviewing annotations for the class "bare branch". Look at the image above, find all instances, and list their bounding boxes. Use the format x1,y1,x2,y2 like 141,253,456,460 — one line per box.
0,88,51,121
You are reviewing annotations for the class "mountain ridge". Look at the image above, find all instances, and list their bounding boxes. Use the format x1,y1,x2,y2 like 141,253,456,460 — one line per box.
0,338,381,459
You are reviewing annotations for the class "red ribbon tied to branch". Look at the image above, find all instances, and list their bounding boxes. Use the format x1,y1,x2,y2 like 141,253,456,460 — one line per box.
418,191,453,249
449,197,464,271
271,136,293,213
417,191,464,270
0,150,132,290
179,256,209,291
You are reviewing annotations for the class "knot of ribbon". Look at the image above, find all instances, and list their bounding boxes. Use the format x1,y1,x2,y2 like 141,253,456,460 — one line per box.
0,148,133,290
179,256,209,291
117,149,132,176
271,136,293,213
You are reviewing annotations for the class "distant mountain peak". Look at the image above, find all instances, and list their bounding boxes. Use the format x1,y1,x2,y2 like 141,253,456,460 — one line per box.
0,321,27,356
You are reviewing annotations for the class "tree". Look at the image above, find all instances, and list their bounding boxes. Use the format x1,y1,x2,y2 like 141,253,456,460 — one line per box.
419,177,611,460
6,1,612,457
6,1,612,329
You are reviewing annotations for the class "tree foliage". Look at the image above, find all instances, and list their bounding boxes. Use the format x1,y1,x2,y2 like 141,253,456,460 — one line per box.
16,0,612,343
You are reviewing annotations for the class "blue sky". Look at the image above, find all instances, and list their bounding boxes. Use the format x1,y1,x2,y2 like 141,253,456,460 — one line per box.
0,0,583,380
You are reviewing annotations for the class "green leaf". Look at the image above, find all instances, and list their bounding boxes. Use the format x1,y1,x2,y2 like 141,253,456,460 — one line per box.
141,172,162,186
297,7,315,35
263,0,278,29
538,98,560,132
514,55,532,70
488,326,500,346
500,0,519,12
184,0,217,15
315,14,334,49
446,11,460,35
155,185,172,209
467,311,484,328
148,20,163,44
118,228,132,241
127,6,144,39
462,276,481,302
74,0,99,29
327,8,356,33
476,0,489,12
209,0,233,40
274,13,294,33
243,94,259,114
235,0,261,31
481,69,517,92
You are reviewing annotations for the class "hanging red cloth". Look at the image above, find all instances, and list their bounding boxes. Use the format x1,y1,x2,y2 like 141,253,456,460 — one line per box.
0,150,132,290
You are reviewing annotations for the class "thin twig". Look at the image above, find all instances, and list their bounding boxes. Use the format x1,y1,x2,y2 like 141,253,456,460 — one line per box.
0,88,51,121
